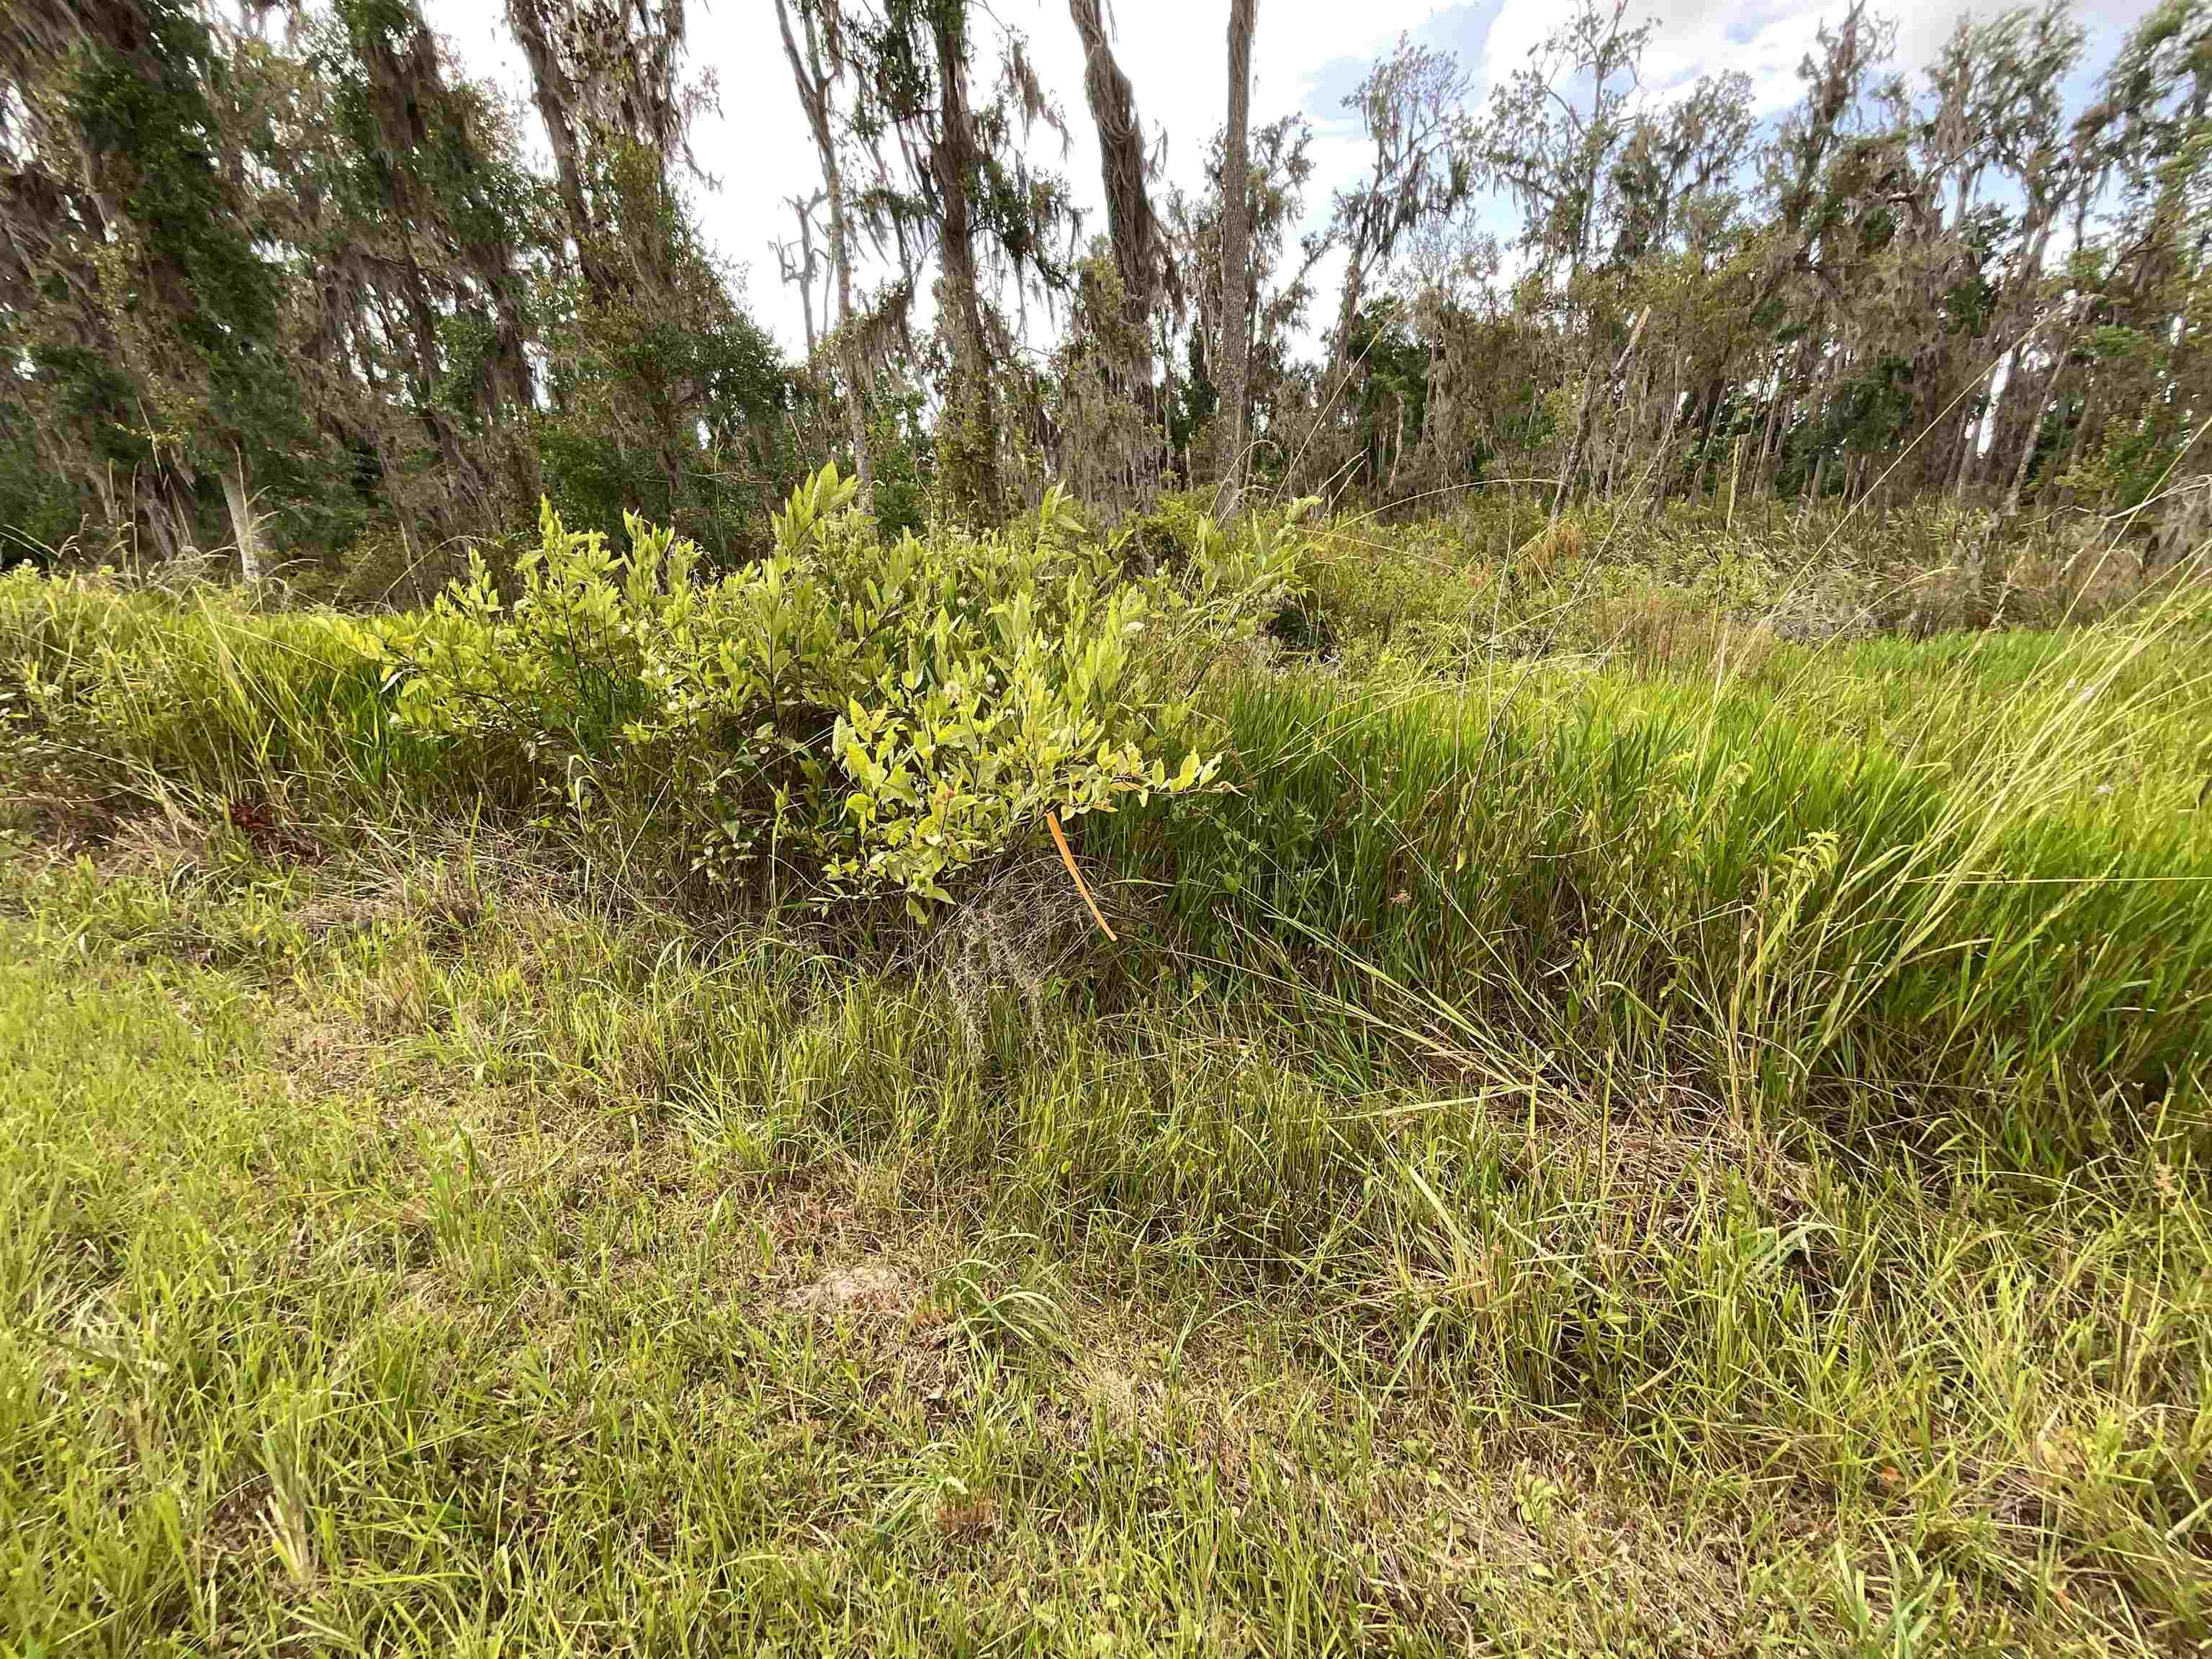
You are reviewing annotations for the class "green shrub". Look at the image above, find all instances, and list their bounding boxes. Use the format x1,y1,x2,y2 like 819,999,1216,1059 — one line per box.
382,465,1302,912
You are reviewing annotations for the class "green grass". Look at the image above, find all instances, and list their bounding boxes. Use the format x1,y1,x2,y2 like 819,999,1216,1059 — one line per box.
1,519,2209,1653
1,811,2206,1653
1099,621,2212,1169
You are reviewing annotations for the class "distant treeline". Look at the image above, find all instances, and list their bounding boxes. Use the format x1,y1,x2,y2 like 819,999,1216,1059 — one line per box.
2,0,2206,578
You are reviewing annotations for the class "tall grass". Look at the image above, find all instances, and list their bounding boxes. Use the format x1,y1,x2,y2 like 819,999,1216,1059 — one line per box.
1094,607,2211,1168
0,571,408,810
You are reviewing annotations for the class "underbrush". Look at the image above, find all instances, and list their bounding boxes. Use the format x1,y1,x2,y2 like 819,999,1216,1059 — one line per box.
2,467,1301,915
1292,491,2188,678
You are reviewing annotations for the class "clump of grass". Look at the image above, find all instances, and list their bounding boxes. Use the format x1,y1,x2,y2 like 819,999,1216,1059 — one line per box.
1097,600,2212,1169
935,1248,1074,1365
0,570,408,817
1581,583,1776,678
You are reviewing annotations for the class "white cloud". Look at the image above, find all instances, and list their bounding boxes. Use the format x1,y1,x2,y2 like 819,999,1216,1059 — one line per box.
1478,0,1920,117
1485,0,2167,122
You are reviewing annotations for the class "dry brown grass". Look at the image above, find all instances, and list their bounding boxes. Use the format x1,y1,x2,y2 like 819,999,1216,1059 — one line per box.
1586,584,1779,678
1514,515,1587,575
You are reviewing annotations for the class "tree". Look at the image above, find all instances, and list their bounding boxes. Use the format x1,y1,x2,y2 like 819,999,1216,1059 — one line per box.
2,0,301,573
1481,0,1648,287
305,0,546,544
774,0,873,504
503,0,793,554
1048,242,1156,505
1218,0,1256,514
771,189,829,354
1331,40,1470,379
533,140,793,554
1478,0,1650,510
503,0,694,306
1167,114,1321,492
1064,0,1176,505
846,0,1077,521
6,0,2203,565
1315,37,1471,499
2047,0,2212,521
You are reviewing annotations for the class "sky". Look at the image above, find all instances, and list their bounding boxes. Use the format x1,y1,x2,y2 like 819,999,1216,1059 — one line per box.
428,0,2163,357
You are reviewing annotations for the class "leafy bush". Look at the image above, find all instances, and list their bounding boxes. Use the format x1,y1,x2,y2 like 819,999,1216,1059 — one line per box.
382,464,1301,912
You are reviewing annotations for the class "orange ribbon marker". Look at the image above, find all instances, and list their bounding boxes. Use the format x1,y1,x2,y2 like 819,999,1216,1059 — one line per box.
1046,811,1117,941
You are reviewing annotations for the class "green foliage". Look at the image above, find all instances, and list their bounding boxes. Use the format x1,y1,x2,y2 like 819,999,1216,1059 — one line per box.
533,140,795,560
381,465,1298,912
0,456,78,562
71,1,285,397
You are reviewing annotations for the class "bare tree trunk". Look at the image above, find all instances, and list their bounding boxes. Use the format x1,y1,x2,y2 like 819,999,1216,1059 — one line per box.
1555,307,1645,519
1553,354,1597,519
1754,359,1785,497
774,0,873,506
778,193,822,356
1217,0,1257,518
1948,391,1982,501
2049,375,2100,506
2004,320,2082,518
1417,335,1441,466
1652,351,1683,505
1972,214,2056,503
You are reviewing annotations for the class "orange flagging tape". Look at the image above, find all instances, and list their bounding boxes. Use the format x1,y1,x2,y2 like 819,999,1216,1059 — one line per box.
1046,811,1117,941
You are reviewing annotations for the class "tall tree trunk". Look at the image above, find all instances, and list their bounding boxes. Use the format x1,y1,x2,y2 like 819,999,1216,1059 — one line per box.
1754,356,1786,497
1555,307,1645,518
773,0,872,505
2003,325,2080,518
930,4,1000,520
1689,382,1722,498
782,193,821,356
504,0,610,305
1069,0,1169,503
1652,351,1683,504
1217,0,1257,518
1948,389,1982,500
1553,354,1597,518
